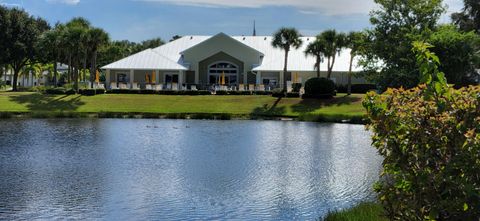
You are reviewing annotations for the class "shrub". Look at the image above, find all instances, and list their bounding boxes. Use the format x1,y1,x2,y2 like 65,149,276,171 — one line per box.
304,77,335,98
79,89,96,96
363,42,480,220
285,92,300,98
253,91,272,95
45,88,66,95
179,90,211,95
292,83,302,93
107,89,139,94
337,84,377,94
139,89,157,94
228,91,252,95
271,88,285,97
351,84,377,93
65,89,76,95
215,90,228,95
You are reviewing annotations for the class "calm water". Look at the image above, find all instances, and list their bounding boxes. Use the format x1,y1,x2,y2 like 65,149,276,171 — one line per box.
0,119,382,220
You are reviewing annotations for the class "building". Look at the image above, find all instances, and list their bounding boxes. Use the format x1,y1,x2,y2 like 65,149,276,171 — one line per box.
1,63,69,87
102,33,366,90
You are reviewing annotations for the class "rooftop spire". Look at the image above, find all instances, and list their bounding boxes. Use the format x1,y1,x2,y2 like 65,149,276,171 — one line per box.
253,20,256,36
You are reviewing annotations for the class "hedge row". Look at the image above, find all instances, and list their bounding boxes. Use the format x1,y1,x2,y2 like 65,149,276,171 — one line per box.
215,90,273,95
45,88,75,95
336,84,377,94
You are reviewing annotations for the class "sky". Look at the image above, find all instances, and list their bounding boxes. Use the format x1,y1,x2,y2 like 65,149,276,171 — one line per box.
0,0,465,43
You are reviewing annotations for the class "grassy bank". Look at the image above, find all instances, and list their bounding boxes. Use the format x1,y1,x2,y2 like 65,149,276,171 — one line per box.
0,92,366,123
323,202,387,221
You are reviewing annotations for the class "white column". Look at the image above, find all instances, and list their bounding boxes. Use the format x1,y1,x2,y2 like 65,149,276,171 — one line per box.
129,69,134,85
194,66,199,84
256,71,262,84
178,70,184,90
155,70,159,84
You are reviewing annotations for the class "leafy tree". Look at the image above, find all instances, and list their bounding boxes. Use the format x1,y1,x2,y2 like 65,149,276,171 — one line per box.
318,29,347,79
362,0,445,90
132,37,164,54
304,37,327,78
451,0,480,33
0,7,49,91
272,27,303,91
170,35,182,42
364,41,480,220
346,31,367,95
429,25,480,86
37,23,64,87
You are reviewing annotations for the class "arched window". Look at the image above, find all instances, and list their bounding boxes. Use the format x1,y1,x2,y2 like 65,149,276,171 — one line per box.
208,61,238,85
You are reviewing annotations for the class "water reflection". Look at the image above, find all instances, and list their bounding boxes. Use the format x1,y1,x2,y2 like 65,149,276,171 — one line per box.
0,119,382,220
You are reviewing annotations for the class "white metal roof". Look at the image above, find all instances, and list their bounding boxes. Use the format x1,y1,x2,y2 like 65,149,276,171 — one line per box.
102,49,187,70
103,34,361,72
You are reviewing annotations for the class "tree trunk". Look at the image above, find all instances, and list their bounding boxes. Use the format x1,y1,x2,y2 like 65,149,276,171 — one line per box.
53,59,57,87
90,50,97,88
330,54,337,80
68,55,72,83
327,57,332,79
347,54,354,95
12,68,19,91
283,49,289,91
83,52,87,83
74,60,79,92
316,56,321,78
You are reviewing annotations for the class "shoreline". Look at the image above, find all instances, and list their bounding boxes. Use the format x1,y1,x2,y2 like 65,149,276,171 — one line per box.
0,111,367,124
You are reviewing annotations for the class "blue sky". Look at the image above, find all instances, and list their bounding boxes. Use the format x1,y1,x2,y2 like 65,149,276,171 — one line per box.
1,0,464,42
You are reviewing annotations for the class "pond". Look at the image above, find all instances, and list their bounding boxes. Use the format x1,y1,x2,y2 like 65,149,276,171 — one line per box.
0,119,382,220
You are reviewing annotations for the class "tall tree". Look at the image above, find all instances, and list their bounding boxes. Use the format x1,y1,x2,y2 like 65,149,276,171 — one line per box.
304,38,327,78
64,17,90,91
318,30,347,79
170,35,182,42
451,0,480,33
272,27,303,91
37,24,63,87
346,31,367,95
429,25,480,86
363,0,445,90
0,7,49,91
87,28,109,88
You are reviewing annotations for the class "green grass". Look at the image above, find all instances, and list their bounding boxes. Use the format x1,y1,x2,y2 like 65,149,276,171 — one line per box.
323,202,387,221
0,92,366,122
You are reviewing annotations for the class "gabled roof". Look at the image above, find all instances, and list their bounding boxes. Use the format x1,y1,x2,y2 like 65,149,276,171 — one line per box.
102,49,187,70
180,32,264,56
103,33,362,72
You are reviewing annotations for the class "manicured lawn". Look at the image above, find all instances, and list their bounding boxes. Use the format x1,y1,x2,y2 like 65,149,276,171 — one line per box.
0,92,366,121
323,202,387,221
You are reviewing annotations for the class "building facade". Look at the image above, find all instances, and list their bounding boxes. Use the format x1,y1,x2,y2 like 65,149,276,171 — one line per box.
102,33,367,90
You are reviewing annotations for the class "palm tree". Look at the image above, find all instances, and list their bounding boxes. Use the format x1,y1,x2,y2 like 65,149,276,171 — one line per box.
64,18,90,92
305,38,327,78
272,27,303,91
346,31,366,95
87,28,109,88
319,30,347,79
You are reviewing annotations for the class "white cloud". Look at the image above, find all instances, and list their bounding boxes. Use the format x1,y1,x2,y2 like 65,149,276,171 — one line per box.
46,0,80,5
138,0,377,15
